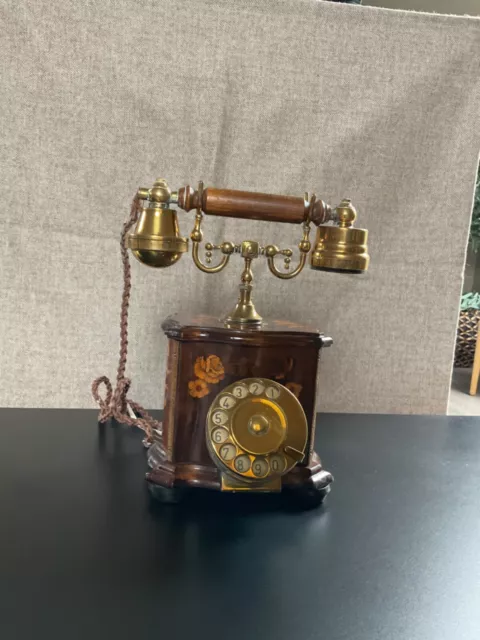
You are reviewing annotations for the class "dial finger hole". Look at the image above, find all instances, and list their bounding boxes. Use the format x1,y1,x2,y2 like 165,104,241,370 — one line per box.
232,384,248,399
269,453,286,474
219,443,236,461
212,410,229,426
212,427,229,444
249,381,265,396
252,457,269,478
218,395,236,410
234,454,251,474
265,386,281,400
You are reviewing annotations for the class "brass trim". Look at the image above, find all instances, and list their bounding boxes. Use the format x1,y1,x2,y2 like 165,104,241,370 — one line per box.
189,181,232,274
128,235,188,253
136,177,171,203
192,241,231,273
225,284,262,325
225,257,263,325
221,474,281,492
265,194,314,280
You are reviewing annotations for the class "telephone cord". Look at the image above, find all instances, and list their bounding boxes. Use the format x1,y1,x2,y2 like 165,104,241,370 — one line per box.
91,194,162,445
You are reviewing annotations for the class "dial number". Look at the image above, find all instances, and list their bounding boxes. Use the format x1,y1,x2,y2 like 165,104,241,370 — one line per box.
212,427,229,444
232,385,248,399
249,382,265,396
219,395,236,410
269,454,286,474
265,386,281,400
252,457,269,478
212,410,228,425
234,455,251,474
219,444,236,461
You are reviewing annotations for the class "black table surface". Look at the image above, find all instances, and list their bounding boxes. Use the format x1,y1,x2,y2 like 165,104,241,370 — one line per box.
1,410,480,640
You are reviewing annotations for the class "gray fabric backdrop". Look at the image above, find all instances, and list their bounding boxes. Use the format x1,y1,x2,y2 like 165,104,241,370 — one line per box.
1,0,480,413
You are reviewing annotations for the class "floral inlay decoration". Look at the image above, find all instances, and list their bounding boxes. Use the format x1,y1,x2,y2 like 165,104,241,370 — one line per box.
189,355,225,398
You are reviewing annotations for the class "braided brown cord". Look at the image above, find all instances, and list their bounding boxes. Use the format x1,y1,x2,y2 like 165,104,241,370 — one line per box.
91,194,162,444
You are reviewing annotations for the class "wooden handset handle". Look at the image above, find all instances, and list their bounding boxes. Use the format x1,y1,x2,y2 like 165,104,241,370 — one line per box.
177,186,332,226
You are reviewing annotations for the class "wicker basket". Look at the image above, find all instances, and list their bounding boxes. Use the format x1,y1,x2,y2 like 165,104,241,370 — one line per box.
455,309,480,367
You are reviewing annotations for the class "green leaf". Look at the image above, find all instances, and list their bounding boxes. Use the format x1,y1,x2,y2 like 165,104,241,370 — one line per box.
461,292,480,310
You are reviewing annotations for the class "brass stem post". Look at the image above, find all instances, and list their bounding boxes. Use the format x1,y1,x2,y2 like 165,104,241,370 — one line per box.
225,244,263,325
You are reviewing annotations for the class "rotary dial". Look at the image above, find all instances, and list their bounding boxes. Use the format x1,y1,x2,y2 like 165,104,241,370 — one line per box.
206,378,308,483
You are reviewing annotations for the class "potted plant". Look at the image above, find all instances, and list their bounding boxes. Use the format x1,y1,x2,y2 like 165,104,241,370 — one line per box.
455,169,480,367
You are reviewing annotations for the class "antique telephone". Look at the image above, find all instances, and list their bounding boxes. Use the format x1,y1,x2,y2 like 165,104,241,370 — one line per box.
93,178,369,508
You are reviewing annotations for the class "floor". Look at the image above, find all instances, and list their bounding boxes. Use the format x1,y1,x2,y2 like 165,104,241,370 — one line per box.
448,368,480,416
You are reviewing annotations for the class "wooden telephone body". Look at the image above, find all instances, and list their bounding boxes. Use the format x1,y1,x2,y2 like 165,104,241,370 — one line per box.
146,314,333,506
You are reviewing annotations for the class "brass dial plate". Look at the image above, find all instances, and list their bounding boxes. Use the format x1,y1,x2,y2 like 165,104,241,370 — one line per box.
206,378,308,483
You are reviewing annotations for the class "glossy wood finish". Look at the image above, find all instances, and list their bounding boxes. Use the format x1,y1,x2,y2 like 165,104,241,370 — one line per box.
203,188,308,224
177,186,332,226
162,313,332,348
148,314,332,492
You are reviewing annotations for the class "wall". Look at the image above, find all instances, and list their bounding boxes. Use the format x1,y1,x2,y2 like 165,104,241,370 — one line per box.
2,0,480,415
364,0,480,14
364,0,480,298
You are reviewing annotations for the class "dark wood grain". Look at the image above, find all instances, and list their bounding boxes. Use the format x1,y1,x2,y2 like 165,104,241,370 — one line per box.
162,313,331,348
177,186,332,226
203,188,307,224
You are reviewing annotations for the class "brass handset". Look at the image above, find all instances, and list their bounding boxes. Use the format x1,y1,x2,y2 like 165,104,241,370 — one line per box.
127,178,370,324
